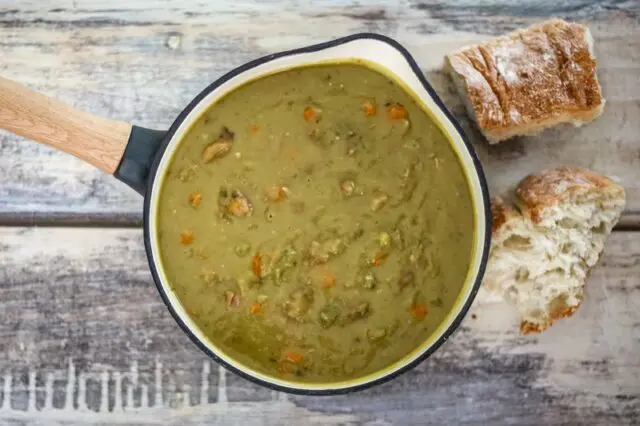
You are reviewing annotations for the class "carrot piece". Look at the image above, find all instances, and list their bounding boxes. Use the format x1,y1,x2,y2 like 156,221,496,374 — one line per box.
322,271,336,289
362,101,377,116
180,231,194,245
188,192,202,207
411,303,428,320
251,252,262,278
388,103,408,120
249,302,263,314
248,124,259,135
303,106,322,123
373,252,387,267
282,351,304,364
303,107,316,122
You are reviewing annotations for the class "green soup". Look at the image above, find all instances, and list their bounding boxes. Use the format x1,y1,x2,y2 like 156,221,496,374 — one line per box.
157,61,474,382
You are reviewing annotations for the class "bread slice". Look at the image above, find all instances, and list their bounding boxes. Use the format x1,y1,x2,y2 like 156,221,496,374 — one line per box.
484,168,625,334
444,19,605,144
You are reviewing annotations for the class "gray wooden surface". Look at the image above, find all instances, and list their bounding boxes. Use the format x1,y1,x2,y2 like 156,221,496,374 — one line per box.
0,1,638,425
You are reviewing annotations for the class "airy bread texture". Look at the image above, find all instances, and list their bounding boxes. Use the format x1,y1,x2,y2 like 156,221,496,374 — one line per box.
444,19,605,144
484,168,625,334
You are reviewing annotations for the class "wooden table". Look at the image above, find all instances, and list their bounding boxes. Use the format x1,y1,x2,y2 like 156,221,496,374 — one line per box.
1,1,638,424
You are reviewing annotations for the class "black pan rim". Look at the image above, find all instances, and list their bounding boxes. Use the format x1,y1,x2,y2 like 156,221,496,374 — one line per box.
142,32,492,396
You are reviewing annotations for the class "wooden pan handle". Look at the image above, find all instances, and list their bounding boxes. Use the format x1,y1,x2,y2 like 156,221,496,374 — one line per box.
0,76,133,174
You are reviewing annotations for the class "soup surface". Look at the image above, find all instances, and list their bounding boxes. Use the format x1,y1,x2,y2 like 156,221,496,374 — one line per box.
157,62,474,383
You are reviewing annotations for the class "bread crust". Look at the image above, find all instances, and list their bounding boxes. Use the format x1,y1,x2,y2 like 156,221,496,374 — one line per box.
520,302,581,335
490,196,509,235
514,167,624,223
445,18,604,143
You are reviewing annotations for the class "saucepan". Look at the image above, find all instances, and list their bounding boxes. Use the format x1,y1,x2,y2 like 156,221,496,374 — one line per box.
0,33,491,394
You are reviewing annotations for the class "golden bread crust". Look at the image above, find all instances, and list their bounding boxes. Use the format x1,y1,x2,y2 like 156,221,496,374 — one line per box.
490,196,509,235
514,167,623,223
445,18,604,143
520,304,580,335
490,196,523,236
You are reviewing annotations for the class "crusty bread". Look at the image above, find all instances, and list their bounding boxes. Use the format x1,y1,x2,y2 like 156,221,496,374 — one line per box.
484,168,625,334
444,19,605,144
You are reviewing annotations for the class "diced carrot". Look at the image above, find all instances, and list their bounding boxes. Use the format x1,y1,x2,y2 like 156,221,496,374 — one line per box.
303,107,316,122
362,101,377,116
303,106,322,123
388,103,408,120
249,302,263,314
282,351,304,364
251,252,262,278
248,124,259,135
180,231,194,245
188,192,202,207
322,271,336,289
411,303,428,320
373,252,387,267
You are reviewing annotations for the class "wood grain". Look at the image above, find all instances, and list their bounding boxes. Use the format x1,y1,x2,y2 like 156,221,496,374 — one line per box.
1,2,638,425
0,227,637,425
0,76,132,174
0,1,639,225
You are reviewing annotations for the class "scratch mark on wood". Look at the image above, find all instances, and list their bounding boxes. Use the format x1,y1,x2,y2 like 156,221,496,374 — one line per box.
27,371,35,412
113,371,122,412
99,372,108,413
1,375,10,410
44,374,54,410
154,360,163,408
140,383,149,409
77,373,88,411
200,361,209,406
64,360,74,411
217,365,228,405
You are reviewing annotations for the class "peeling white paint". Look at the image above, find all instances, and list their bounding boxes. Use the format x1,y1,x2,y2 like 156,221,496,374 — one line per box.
0,359,359,424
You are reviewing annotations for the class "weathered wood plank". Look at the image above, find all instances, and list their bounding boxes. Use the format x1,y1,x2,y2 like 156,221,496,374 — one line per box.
0,1,639,224
0,227,637,425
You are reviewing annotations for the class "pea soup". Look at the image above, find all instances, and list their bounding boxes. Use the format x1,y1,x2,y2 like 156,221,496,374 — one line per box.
157,62,474,382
